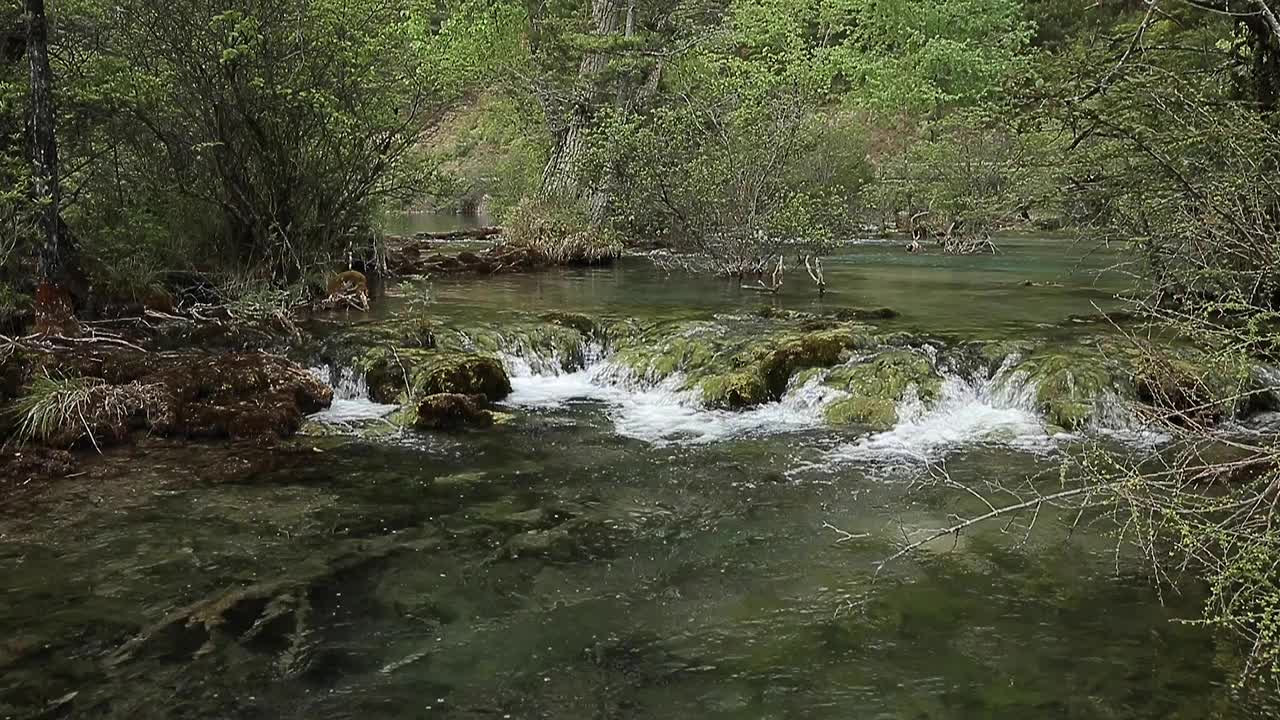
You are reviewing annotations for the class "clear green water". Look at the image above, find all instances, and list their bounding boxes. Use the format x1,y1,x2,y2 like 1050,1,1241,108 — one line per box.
1,234,1271,719
399,236,1129,337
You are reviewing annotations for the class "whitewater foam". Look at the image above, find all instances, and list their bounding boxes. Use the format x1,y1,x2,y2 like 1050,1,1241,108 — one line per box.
828,359,1055,467
504,356,841,445
308,366,400,424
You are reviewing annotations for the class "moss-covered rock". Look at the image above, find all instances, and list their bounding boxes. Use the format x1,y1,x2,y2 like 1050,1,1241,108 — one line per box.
540,311,599,337
831,307,900,321
1020,354,1117,431
361,348,511,404
823,351,941,429
697,372,772,409
610,320,724,382
825,396,900,429
414,393,494,431
754,327,869,396
417,353,511,400
611,319,879,409
690,326,875,409
1132,350,1255,424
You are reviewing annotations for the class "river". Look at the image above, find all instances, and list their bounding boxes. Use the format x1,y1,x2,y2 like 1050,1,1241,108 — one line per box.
1,231,1271,718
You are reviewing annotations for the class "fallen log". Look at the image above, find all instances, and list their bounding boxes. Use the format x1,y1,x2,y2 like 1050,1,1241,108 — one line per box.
411,226,504,242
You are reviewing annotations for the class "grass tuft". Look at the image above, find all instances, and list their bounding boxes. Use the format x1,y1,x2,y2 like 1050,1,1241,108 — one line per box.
12,373,170,449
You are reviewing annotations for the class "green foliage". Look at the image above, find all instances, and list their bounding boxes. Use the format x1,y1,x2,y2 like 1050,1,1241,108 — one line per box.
427,93,549,217
872,106,1065,240
3,0,493,293
1047,1,1280,687
725,0,1033,114
0,281,28,330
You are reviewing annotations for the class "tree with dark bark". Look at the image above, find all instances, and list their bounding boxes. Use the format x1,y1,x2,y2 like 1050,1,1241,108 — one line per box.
526,0,707,226
24,0,79,335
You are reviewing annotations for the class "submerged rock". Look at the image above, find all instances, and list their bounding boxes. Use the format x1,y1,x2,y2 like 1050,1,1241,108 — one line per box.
503,527,577,561
831,307,900,321
415,393,494,431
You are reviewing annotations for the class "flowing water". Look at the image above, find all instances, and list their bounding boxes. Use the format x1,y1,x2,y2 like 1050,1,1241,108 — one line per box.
2,234,1273,718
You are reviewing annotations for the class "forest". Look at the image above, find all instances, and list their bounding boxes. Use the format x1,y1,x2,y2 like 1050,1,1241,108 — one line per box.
2,0,1280,717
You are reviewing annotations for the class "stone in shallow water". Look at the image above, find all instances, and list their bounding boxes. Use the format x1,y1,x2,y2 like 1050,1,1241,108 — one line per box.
503,527,576,560
415,393,495,431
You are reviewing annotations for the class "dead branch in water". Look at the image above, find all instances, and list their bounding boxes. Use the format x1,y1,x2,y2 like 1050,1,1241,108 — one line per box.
743,255,785,294
804,255,826,295
1,330,150,354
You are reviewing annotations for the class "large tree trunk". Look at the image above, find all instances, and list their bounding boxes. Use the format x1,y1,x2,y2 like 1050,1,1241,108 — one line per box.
540,0,629,224
26,0,78,334
1244,12,1280,110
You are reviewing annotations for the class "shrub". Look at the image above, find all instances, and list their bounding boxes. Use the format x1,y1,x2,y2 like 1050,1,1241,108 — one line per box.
503,196,623,266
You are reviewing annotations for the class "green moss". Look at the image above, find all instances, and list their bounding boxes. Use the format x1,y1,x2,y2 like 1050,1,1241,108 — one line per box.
0,283,30,331
698,372,771,409
973,339,1037,371
415,354,511,401
610,321,726,382
823,351,941,429
360,348,511,404
754,327,867,396
824,396,899,429
540,311,598,336
1016,351,1119,431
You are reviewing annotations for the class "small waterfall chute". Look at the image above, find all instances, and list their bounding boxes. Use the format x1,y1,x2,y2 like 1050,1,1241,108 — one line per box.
829,356,1054,467
308,366,400,424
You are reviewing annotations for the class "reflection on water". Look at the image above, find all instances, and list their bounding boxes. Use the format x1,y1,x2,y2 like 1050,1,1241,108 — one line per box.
385,211,494,236
395,236,1127,339
1,231,1271,719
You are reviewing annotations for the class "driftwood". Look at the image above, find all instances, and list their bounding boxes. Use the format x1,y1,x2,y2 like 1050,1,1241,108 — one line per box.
411,226,504,242
106,533,441,675
742,255,785,294
909,211,999,255
804,255,826,296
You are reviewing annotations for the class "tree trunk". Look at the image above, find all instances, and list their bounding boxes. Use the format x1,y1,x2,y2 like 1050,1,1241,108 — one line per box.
26,0,78,334
540,0,627,224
